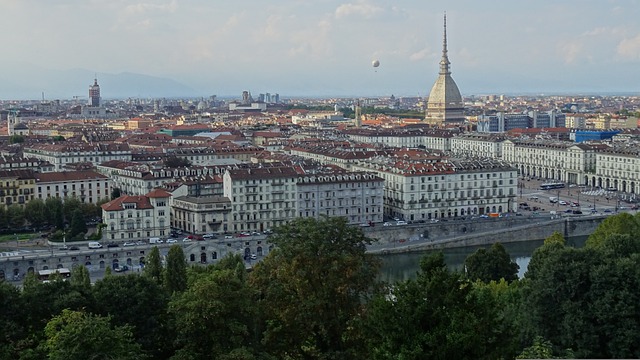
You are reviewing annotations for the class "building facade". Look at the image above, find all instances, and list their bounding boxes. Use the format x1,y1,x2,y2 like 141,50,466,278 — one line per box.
35,170,110,204
101,189,171,241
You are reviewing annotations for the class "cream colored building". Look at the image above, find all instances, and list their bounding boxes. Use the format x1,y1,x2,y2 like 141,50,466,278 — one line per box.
296,171,384,225
223,167,299,233
101,189,171,241
592,146,640,193
450,133,506,159
351,157,517,221
35,170,110,204
501,139,597,185
171,196,232,235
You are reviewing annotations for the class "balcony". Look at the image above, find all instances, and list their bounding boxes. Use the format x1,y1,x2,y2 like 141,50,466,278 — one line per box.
208,219,221,225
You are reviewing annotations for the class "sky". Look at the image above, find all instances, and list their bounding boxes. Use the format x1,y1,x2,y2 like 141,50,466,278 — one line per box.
2,0,640,98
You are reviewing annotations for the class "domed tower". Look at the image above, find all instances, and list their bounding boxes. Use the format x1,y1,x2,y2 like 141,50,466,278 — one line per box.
425,14,465,126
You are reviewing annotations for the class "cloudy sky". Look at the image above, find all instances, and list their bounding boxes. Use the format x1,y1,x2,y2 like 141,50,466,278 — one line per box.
2,0,640,98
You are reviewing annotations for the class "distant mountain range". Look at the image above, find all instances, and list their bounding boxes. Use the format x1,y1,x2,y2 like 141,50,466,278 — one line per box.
0,64,199,100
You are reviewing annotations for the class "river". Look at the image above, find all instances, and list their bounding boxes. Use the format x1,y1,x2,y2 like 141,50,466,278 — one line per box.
377,235,588,283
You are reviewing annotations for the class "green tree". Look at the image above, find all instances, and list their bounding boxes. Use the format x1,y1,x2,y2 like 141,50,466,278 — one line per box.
249,216,380,359
24,199,47,228
62,197,82,223
70,265,91,289
164,245,187,294
0,282,27,359
517,336,555,359
68,209,87,239
110,188,121,200
464,242,519,283
361,252,513,360
93,275,171,358
144,246,163,284
9,134,24,144
44,309,145,360
170,268,255,359
586,212,640,248
6,204,25,229
45,197,64,230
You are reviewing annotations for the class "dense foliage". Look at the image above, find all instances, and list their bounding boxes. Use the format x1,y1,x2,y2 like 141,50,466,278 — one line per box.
1,214,639,359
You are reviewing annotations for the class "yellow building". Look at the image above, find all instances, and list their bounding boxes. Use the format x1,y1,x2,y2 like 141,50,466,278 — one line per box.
0,170,37,207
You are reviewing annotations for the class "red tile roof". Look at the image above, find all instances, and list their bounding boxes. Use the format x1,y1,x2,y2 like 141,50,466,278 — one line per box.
35,170,107,183
146,188,172,198
101,195,154,211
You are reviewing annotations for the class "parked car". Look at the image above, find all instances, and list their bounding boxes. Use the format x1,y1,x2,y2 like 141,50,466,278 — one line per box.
69,246,80,251
224,235,234,239
203,233,216,239
383,222,393,227
396,220,408,225
107,242,119,248
250,254,257,260
114,265,129,273
166,238,178,244
123,242,136,247
182,237,192,242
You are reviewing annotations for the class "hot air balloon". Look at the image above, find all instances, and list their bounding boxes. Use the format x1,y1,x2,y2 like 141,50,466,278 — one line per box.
372,59,380,68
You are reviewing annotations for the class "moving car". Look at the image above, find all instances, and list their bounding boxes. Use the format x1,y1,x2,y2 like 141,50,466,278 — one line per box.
396,220,408,225
123,242,136,247
166,238,178,244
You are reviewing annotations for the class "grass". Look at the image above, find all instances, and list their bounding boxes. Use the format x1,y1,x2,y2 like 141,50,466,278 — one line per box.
0,233,37,243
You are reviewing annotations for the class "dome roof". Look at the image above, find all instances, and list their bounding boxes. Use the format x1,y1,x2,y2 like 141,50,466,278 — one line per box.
425,13,465,125
427,74,463,107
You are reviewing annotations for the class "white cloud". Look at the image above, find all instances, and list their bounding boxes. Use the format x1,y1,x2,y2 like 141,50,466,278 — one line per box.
409,48,429,61
335,1,383,19
617,33,640,60
557,42,583,64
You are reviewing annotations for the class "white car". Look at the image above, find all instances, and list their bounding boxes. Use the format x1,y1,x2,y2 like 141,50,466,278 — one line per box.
224,235,234,239
123,242,136,247
383,222,393,227
182,237,192,242
166,238,178,244
396,220,408,225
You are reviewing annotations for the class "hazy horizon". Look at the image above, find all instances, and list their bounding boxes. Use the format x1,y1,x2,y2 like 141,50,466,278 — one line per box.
1,1,640,100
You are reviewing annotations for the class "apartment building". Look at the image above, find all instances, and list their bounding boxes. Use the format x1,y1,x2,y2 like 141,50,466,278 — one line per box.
296,171,384,225
34,170,110,204
501,139,597,185
351,157,518,221
223,167,300,233
449,133,506,159
171,196,232,234
342,128,454,151
24,143,132,171
101,189,171,241
0,169,36,207
593,145,640,193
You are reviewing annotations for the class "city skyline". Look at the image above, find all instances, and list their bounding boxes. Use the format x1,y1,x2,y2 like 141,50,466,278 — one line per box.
1,1,640,99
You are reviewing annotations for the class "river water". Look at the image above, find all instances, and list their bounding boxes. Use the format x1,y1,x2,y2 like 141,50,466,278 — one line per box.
376,236,588,283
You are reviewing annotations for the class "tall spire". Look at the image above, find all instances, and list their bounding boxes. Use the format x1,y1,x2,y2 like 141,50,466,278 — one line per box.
439,12,451,75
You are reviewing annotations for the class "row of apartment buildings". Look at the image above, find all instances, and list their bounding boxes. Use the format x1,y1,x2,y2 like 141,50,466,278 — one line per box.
0,169,109,207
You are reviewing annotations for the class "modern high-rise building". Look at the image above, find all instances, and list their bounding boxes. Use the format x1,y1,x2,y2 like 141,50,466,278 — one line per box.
89,78,101,107
425,14,465,127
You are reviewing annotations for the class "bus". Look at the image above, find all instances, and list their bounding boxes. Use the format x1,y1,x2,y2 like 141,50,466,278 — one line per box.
540,182,565,190
37,268,71,282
